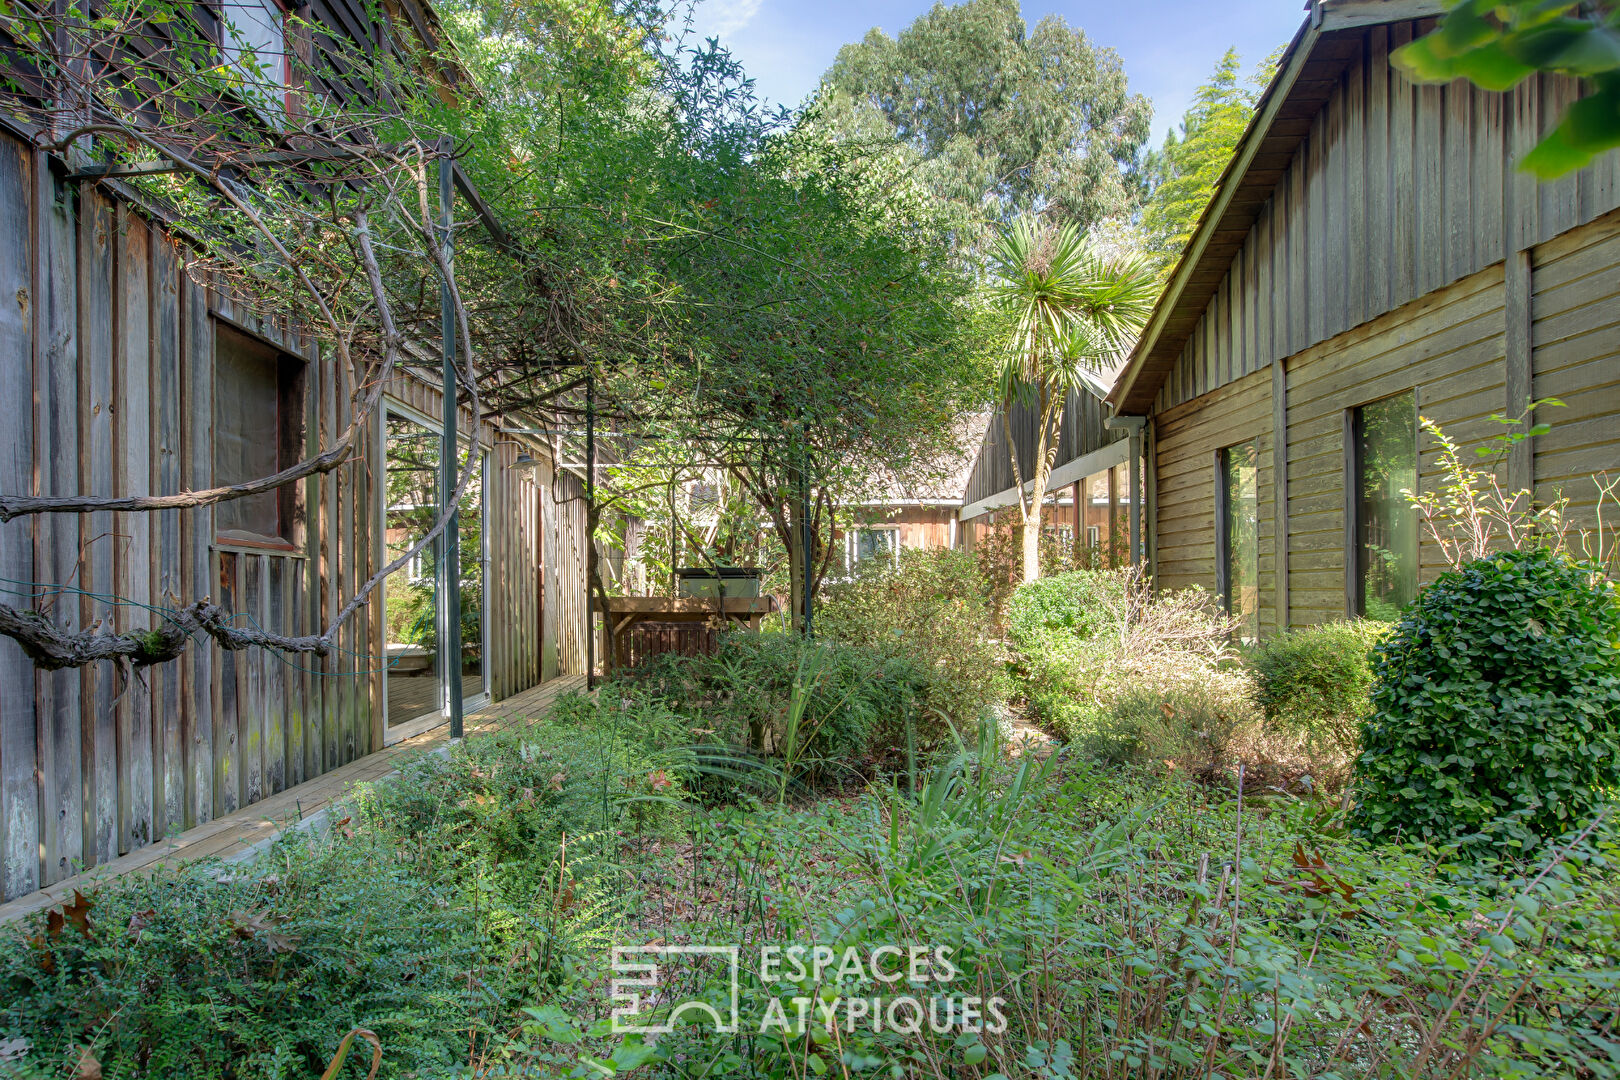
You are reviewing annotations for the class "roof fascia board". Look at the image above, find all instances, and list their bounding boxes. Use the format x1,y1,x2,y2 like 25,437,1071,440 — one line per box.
1108,16,1321,411
1318,0,1444,32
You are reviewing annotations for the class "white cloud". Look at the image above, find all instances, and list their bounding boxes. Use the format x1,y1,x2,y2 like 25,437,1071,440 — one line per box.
693,0,764,38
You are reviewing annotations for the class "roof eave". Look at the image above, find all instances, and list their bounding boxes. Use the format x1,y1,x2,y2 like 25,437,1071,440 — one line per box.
1108,0,1445,415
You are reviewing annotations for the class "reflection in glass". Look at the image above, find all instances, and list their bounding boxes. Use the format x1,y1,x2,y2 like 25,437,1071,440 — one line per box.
457,454,485,700
384,415,440,727
384,416,487,725
1220,440,1259,640
1355,392,1418,620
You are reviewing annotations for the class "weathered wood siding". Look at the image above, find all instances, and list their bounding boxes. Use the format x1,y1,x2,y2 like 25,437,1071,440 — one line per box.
1282,264,1508,625
0,132,582,902
543,468,589,681
1529,210,1620,524
963,389,1125,508
1155,21,1620,415
1152,368,1279,637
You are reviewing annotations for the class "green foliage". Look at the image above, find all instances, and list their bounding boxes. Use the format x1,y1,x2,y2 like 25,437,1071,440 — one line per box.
1247,619,1389,757
986,218,1157,578
1394,0,1620,177
1004,568,1129,661
1353,547,1620,851
819,0,1151,240
816,547,1008,729
1141,48,1272,273
543,747,1620,1080
619,633,939,787
0,832,487,1078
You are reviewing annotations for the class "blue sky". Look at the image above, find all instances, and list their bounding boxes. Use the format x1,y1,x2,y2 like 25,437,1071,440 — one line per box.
681,0,1307,145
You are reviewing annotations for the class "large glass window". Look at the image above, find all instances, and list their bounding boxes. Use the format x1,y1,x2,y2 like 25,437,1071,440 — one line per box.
1354,392,1419,620
382,412,486,730
1219,440,1259,640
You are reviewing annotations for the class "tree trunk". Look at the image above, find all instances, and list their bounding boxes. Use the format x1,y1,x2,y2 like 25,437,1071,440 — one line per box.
1021,514,1041,583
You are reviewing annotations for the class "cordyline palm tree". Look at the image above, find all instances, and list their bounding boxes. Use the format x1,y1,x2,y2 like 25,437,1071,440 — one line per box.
989,216,1157,582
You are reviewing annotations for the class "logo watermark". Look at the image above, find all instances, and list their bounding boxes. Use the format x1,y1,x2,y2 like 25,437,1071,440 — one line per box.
608,944,1006,1036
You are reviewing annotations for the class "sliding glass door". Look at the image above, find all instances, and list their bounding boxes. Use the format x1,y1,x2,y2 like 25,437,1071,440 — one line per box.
382,407,486,733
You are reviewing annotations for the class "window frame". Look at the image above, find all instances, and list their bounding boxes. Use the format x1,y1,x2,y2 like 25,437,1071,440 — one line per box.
847,525,901,572
211,319,306,551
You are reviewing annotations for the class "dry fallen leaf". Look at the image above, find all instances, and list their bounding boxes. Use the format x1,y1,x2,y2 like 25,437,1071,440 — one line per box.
74,1046,101,1080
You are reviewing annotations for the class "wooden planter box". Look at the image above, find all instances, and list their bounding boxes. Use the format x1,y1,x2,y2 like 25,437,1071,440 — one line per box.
594,596,779,672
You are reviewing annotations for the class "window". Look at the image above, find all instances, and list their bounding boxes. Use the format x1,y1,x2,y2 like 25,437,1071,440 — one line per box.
214,324,304,545
1218,440,1260,640
850,527,899,571
1353,391,1418,620
221,0,291,121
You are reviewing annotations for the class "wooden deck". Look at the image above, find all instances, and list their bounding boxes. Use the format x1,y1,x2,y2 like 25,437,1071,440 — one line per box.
0,674,589,926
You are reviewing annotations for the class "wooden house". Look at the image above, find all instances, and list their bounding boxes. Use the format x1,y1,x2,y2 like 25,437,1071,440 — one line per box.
0,0,588,904
959,384,1140,567
1108,0,1620,637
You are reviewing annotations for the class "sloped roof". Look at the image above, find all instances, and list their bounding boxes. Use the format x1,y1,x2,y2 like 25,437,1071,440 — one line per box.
1107,0,1443,415
853,409,994,506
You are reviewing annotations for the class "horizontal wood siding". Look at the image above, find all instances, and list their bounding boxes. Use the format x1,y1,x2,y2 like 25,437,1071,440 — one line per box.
1283,265,1507,626
1529,209,1620,525
0,129,581,902
1152,368,1278,637
1155,23,1620,415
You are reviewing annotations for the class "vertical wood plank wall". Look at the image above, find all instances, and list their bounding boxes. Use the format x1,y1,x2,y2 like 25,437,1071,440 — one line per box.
0,134,583,902
1147,21,1620,635
1154,215,1620,629
962,389,1126,509
1154,22,1620,416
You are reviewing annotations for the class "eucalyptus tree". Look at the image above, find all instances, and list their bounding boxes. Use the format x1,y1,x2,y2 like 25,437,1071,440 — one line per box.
820,0,1151,252
988,217,1156,582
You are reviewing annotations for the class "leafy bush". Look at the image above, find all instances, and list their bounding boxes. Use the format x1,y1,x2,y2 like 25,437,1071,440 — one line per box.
817,547,1006,728
538,745,1620,1080
1248,619,1388,757
1078,668,1255,777
1004,568,1129,662
1353,547,1620,850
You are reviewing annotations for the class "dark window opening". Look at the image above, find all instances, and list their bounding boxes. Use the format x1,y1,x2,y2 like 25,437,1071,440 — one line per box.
214,322,305,547
1217,440,1259,640
1353,391,1418,620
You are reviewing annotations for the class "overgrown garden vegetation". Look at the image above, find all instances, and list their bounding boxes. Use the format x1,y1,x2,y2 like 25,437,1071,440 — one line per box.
5,422,1619,1077
3,0,1620,1077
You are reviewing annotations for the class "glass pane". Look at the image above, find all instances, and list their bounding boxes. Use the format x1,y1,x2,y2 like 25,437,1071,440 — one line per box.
1356,392,1418,620
384,415,440,728
855,528,897,567
457,454,485,699
1221,441,1260,640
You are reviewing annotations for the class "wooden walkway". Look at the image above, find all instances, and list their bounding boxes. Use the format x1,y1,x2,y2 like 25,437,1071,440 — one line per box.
0,674,589,926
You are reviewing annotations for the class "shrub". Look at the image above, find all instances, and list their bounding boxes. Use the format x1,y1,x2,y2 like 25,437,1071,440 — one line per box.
817,547,1006,728
1079,667,1256,779
1004,568,1130,663
1353,547,1620,850
1248,619,1388,757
